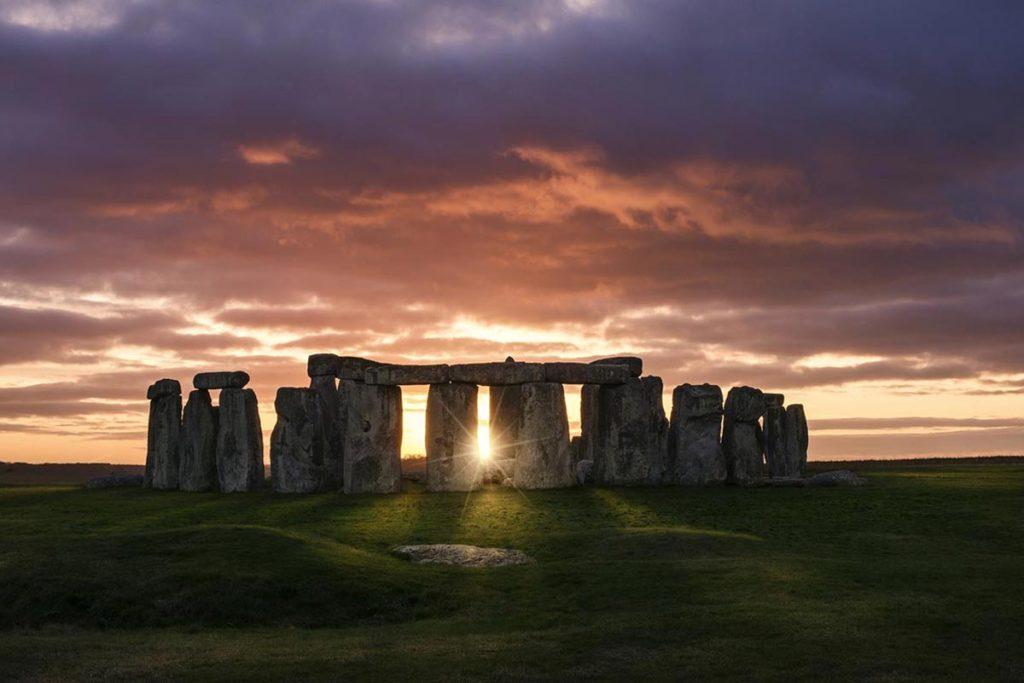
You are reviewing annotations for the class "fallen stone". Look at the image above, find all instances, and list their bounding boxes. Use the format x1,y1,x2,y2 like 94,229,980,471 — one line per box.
343,382,403,494
806,469,866,487
145,382,181,490
310,375,344,488
86,474,144,489
784,404,809,477
450,361,545,385
193,371,250,390
512,382,575,489
591,376,668,486
489,384,524,461
575,458,593,485
763,394,787,478
667,383,726,485
722,386,766,485
178,389,219,492
307,353,341,377
425,382,481,492
392,544,533,568
336,356,381,381
146,378,181,400
271,388,328,493
215,388,265,492
542,362,631,385
365,363,450,385
589,356,643,377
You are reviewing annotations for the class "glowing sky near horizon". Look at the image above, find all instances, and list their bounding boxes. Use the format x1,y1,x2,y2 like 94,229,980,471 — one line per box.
0,0,1022,463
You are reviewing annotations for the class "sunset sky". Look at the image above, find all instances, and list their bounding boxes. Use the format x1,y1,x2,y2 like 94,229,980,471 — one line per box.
1,0,1022,463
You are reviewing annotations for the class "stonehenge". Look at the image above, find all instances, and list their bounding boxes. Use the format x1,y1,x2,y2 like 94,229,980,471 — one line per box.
144,353,812,495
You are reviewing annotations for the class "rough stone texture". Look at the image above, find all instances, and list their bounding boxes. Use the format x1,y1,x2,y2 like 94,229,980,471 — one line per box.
484,457,516,483
178,389,219,492
589,356,643,377
215,388,265,492
146,378,181,400
489,384,523,461
307,353,341,377
569,435,583,464
591,376,668,486
343,382,402,494
425,382,481,491
336,356,380,381
722,386,766,485
579,383,600,464
806,469,866,487
145,385,181,490
365,363,450,385
783,404,809,477
310,375,344,488
193,371,250,390
575,458,593,485
86,474,143,489
271,388,328,493
667,383,726,485
511,382,575,489
763,394,787,479
763,392,785,409
450,361,545,385
542,362,630,385
392,544,533,568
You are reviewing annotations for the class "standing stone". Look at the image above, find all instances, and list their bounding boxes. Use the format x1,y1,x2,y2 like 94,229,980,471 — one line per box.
579,383,600,464
178,389,218,492
271,388,327,493
307,353,341,377
489,384,524,462
667,383,726,485
762,393,787,478
512,382,574,489
591,377,668,486
310,375,343,488
216,388,265,492
722,386,766,485
783,404,809,477
425,383,481,491
145,379,181,490
343,382,402,494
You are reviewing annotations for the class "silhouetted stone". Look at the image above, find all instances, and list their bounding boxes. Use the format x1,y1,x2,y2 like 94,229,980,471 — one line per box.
178,389,218,491
667,383,726,485
216,388,264,492
365,364,450,385
569,435,583,464
310,375,343,488
542,362,630,384
591,376,668,486
450,361,545,385
193,371,249,390
307,353,341,377
589,356,643,377
579,383,600,464
512,382,574,489
343,382,402,494
784,404,809,477
271,388,327,493
335,356,380,381
762,393,787,478
426,382,481,491
145,380,181,490
722,386,765,485
489,384,523,461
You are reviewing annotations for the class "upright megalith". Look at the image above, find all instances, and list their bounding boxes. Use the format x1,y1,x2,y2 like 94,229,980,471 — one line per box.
579,383,600,464
722,386,766,485
270,388,327,493
179,389,218,491
216,388,264,492
309,374,343,488
145,379,182,490
667,383,726,485
783,404,809,477
194,371,249,390
489,384,523,462
512,382,574,489
591,376,668,486
343,382,402,494
426,382,481,491
762,393,787,478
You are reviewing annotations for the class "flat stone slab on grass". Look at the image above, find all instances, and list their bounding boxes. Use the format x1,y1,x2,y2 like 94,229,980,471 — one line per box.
806,470,867,487
392,544,534,568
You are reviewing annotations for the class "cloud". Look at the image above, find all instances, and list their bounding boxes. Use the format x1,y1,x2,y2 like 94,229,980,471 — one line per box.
237,139,320,166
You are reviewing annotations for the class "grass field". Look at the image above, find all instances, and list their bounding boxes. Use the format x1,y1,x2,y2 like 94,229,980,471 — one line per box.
1,459,1022,680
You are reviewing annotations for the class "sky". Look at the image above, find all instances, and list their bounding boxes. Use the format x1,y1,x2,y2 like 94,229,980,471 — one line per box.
1,0,1023,464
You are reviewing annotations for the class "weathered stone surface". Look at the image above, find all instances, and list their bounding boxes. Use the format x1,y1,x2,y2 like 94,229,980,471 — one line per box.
145,386,181,490
484,457,516,483
271,388,327,493
336,356,380,381
193,371,250,390
579,383,600,464
489,384,523,461
783,404,809,477
215,388,264,492
307,353,341,377
763,396,787,479
343,382,402,494
425,382,481,491
667,383,726,485
392,544,533,568
542,362,630,385
450,361,545,385
146,378,181,400
512,382,575,489
591,377,668,486
575,458,593,485
310,375,343,488
763,392,785,408
569,435,583,464
86,474,143,489
365,364,450,385
178,389,219,492
722,387,766,485
806,469,865,487
590,356,643,377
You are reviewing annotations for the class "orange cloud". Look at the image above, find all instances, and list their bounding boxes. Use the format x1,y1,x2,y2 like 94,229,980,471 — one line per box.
237,139,320,166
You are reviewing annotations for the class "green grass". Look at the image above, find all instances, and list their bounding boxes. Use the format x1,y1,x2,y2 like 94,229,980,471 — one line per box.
1,460,1022,680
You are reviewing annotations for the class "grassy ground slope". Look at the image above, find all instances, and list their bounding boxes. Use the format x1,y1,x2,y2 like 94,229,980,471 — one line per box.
1,459,1022,680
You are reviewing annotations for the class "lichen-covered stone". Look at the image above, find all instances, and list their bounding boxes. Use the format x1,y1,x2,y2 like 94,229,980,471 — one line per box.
193,371,249,390
426,382,481,491
145,382,181,490
542,362,630,385
178,389,218,492
215,388,264,492
309,375,343,488
667,383,725,485
722,386,766,485
343,382,402,494
591,376,668,486
271,388,327,493
511,382,574,489
589,356,643,377
783,404,809,477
